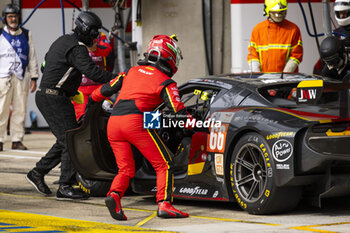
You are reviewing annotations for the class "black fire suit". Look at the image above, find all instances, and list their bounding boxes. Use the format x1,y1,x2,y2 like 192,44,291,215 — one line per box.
34,32,114,185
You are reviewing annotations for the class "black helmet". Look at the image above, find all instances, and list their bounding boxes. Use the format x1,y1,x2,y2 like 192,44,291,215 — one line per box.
2,4,20,25
74,11,102,46
320,36,346,71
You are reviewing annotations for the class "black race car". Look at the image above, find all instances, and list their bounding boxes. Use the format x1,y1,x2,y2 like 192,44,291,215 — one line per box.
67,73,350,214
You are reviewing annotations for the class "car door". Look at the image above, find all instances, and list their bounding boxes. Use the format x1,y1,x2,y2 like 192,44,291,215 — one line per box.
172,85,223,177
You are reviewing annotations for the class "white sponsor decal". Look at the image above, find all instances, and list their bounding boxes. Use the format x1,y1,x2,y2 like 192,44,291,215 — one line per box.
138,68,153,75
298,88,318,102
179,187,208,196
276,164,290,170
272,139,293,162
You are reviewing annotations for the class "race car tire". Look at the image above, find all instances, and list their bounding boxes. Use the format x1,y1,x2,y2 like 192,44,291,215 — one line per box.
229,132,301,214
76,173,111,197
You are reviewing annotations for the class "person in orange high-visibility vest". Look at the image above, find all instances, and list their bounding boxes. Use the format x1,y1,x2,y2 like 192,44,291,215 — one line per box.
247,0,303,73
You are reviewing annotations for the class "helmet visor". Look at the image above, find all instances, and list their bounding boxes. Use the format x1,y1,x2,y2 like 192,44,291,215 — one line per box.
90,27,100,39
335,9,350,19
323,53,342,69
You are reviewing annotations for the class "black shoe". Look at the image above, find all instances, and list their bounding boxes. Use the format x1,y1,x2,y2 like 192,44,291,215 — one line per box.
26,169,52,195
56,185,89,200
0,142,3,151
12,141,28,150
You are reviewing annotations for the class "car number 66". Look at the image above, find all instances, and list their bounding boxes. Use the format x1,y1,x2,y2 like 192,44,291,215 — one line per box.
207,124,228,153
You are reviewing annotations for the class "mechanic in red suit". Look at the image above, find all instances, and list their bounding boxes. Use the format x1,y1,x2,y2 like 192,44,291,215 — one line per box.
73,32,113,120
90,34,191,220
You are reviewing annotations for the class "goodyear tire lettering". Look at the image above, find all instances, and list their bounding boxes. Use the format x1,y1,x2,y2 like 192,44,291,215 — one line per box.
78,182,91,194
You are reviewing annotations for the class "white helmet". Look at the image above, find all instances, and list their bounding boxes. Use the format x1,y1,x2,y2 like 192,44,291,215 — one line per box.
334,0,350,26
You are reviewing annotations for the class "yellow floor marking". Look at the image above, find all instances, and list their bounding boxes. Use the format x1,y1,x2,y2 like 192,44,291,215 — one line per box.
135,213,157,227
289,222,350,233
0,209,175,233
0,192,281,228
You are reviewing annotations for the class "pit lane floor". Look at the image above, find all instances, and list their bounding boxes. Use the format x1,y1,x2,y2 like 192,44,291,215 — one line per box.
1,131,350,233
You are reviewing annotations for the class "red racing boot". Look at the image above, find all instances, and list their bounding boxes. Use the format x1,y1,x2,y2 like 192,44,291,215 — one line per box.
157,201,189,218
105,192,127,220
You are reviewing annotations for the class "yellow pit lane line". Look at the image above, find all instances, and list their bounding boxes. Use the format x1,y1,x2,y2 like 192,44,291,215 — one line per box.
289,222,350,233
0,209,176,233
0,192,282,229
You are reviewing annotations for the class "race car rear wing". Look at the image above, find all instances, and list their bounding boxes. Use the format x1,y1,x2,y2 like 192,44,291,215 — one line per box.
297,78,350,118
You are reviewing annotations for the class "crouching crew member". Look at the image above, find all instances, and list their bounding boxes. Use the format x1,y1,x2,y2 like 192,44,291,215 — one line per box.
320,36,350,80
90,34,191,220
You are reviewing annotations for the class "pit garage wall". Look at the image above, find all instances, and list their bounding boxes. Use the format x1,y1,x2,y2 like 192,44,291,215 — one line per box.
231,0,335,73
141,0,206,83
21,0,221,128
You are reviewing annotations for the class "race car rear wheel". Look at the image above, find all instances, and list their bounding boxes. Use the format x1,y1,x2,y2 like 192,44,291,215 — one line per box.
229,132,301,214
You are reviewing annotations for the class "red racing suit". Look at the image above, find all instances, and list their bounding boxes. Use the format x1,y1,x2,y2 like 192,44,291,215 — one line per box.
91,65,189,202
